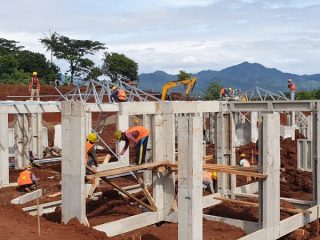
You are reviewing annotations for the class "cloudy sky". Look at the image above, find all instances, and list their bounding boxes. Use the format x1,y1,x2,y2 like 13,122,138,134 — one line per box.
1,0,319,74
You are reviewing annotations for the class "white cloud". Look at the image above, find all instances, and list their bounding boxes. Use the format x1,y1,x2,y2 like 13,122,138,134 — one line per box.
0,0,319,75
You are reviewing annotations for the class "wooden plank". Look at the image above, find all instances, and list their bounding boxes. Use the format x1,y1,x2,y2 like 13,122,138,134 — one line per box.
133,171,157,210
86,161,169,180
86,166,156,212
214,197,311,215
11,189,43,205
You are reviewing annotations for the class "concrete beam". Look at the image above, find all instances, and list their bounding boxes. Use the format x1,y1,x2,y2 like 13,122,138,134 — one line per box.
203,215,260,234
238,229,267,240
0,113,9,186
0,101,61,114
85,103,119,113
177,113,203,240
225,101,317,112
61,101,87,225
94,212,159,237
11,189,42,204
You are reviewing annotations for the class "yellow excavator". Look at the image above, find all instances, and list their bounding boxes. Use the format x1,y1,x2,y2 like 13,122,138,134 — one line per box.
161,77,198,101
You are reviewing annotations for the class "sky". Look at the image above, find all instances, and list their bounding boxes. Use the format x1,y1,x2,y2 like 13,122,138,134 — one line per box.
0,0,320,75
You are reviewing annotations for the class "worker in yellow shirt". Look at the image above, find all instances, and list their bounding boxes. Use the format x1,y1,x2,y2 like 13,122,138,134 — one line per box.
202,171,218,193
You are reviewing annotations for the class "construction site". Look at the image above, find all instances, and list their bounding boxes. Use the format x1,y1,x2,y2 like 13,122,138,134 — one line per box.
0,81,319,240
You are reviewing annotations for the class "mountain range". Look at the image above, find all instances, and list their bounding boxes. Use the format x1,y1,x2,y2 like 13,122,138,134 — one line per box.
138,62,320,94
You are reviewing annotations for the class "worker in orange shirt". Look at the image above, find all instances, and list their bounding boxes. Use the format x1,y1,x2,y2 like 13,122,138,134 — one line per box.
17,165,39,192
85,133,99,168
203,171,218,193
114,126,149,165
287,79,296,100
110,86,127,103
29,72,40,101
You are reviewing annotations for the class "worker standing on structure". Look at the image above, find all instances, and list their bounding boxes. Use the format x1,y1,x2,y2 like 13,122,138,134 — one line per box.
239,153,251,182
203,171,218,193
114,126,149,165
29,72,40,101
110,86,128,103
287,79,296,100
17,165,39,192
85,133,99,168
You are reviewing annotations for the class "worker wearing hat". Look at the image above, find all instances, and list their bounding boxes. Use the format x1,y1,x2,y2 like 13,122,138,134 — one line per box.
29,71,40,101
85,133,99,167
17,165,39,192
202,171,218,193
287,79,296,100
114,126,149,165
110,85,127,103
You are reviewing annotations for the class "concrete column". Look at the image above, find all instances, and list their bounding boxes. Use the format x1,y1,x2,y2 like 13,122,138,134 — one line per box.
14,114,30,169
230,113,236,198
258,113,280,239
152,112,175,221
0,113,9,186
143,114,153,185
85,112,92,137
312,104,320,204
250,112,258,143
116,113,129,165
61,101,88,225
288,112,296,140
209,113,215,144
177,113,203,240
30,113,43,158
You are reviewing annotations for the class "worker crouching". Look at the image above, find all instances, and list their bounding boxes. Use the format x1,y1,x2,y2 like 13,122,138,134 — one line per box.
110,86,127,103
17,165,39,192
239,153,251,183
114,126,149,165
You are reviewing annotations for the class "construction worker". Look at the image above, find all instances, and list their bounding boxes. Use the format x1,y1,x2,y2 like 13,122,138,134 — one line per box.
110,86,127,103
85,133,99,168
220,88,226,99
287,79,296,100
239,153,251,182
17,165,39,192
203,171,218,193
114,126,149,165
29,72,40,101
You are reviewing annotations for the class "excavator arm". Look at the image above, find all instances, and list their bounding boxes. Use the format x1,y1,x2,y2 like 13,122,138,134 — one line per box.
161,77,197,101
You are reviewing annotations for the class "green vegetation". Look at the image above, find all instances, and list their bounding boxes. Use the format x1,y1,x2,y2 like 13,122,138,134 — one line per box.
295,89,320,100
203,82,222,100
0,38,58,84
40,32,105,84
102,52,138,82
177,70,190,80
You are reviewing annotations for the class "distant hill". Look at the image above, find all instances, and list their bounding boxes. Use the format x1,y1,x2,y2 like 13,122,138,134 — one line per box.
138,62,320,94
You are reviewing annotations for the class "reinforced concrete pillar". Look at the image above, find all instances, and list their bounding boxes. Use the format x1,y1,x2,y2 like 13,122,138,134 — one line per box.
14,114,30,169
250,112,258,143
85,112,92,137
61,101,88,225
152,112,175,221
116,113,129,165
209,113,215,144
30,113,43,158
214,112,236,196
177,113,203,240
0,113,9,186
143,114,153,185
312,104,320,204
288,112,296,140
258,113,280,239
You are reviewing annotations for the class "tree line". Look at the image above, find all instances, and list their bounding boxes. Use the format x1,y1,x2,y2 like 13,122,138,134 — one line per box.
0,32,138,85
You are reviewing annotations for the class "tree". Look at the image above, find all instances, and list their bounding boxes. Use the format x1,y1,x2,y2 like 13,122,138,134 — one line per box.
203,82,222,100
40,33,105,84
178,70,190,80
0,38,23,55
87,66,103,80
102,52,138,82
16,50,59,83
0,55,18,75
